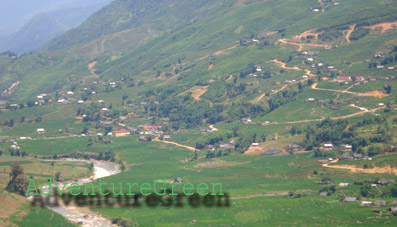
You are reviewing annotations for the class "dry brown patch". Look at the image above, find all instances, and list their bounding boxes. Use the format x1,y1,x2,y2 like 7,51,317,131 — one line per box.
208,63,214,69
245,146,265,154
364,21,397,33
0,191,28,224
192,86,209,100
323,163,397,175
360,90,389,98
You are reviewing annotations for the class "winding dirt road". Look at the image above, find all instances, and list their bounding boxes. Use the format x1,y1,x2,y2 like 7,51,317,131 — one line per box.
278,39,329,51
343,24,356,43
153,138,196,151
311,83,389,98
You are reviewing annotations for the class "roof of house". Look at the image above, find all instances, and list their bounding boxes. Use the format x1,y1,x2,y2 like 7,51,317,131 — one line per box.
114,130,129,133
343,197,357,202
337,76,351,79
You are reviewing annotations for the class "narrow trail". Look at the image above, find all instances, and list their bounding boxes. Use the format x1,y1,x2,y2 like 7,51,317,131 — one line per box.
292,29,323,41
311,83,388,98
261,105,385,125
273,84,288,94
278,39,329,51
252,59,315,102
322,159,397,175
270,59,301,70
153,138,196,151
194,44,239,62
343,24,356,43
332,105,385,120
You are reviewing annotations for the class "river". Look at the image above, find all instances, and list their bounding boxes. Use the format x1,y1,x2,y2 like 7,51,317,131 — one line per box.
31,159,121,227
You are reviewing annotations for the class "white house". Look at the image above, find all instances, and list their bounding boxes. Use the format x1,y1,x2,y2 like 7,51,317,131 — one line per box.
378,103,385,107
36,128,45,134
77,100,84,104
252,143,259,146
67,91,74,95
339,183,349,187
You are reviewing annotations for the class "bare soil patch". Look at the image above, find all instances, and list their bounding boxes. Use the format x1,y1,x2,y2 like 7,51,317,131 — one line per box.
364,21,397,33
323,163,397,175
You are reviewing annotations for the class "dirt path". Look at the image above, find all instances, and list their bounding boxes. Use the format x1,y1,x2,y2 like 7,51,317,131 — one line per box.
193,86,209,100
260,105,384,125
311,83,389,98
273,84,288,94
153,138,196,151
278,39,329,51
343,24,356,43
364,21,397,33
88,61,97,74
322,159,397,175
331,105,385,120
292,29,323,41
226,75,233,81
83,61,99,81
209,125,218,131
253,93,267,102
195,44,239,62
270,59,301,70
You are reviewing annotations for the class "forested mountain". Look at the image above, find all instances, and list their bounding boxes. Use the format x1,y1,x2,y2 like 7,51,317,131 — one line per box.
0,0,112,54
46,0,231,51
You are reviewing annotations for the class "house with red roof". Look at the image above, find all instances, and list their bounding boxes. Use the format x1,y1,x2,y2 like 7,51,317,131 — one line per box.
337,76,352,81
114,130,130,137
